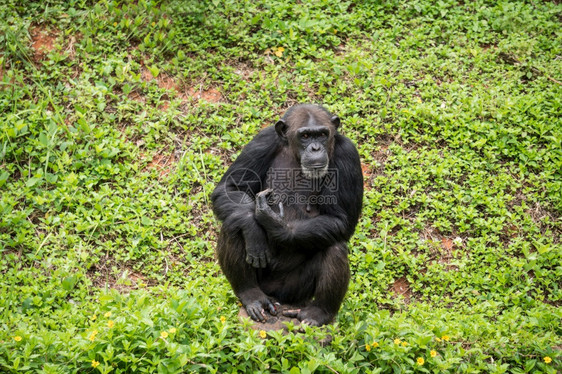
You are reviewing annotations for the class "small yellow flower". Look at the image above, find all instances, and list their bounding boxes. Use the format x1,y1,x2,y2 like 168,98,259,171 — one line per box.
168,327,176,334
88,330,98,342
13,336,22,342
220,316,226,323
107,320,114,328
91,360,100,368
435,337,441,342
113,22,117,27
417,357,425,366
274,47,285,57
91,314,97,321
104,311,111,318
430,350,437,357
544,356,552,364
441,335,450,341
365,343,371,351
160,331,169,339
372,341,379,348
259,330,267,339
151,21,156,27
401,341,408,347
394,338,401,345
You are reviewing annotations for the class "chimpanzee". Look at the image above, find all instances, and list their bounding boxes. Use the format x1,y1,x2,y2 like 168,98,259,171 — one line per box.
211,104,363,326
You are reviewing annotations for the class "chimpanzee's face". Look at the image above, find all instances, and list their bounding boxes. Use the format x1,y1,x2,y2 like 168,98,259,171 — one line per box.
275,106,340,179
295,125,331,178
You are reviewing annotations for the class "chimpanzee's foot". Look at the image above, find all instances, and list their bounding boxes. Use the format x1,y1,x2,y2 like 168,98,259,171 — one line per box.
244,297,280,323
283,306,334,327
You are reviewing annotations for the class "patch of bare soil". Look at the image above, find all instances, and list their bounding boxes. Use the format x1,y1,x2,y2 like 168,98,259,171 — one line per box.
141,67,154,82
185,86,222,103
439,237,459,271
128,91,146,103
140,66,178,92
361,163,372,190
391,276,412,303
87,259,152,292
140,67,222,104
30,25,58,61
156,74,178,91
420,226,461,271
146,153,176,178
232,62,255,80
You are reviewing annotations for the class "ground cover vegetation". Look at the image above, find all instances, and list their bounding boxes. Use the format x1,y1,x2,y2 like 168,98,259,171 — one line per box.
0,0,561,372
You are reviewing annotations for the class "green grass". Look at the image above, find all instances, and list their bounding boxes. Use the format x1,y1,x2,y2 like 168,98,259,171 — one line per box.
1,0,561,373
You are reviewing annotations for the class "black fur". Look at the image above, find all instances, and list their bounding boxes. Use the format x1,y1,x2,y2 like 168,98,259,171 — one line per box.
211,104,363,326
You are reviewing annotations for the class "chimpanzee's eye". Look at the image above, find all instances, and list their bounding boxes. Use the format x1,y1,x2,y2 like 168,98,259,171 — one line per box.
302,133,309,139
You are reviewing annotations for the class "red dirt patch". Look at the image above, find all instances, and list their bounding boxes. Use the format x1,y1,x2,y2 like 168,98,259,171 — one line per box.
128,91,146,103
438,236,460,271
30,26,58,61
361,163,373,190
441,237,453,251
147,153,175,178
186,86,222,103
391,276,412,303
140,66,222,103
114,269,148,290
141,67,155,82
157,74,178,91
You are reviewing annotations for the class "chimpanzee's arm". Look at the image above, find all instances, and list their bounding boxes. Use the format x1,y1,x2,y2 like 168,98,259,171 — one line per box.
255,136,363,249
211,127,281,268
211,127,280,220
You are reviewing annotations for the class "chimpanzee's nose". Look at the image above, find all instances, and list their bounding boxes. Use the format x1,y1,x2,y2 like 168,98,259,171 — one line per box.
311,143,321,151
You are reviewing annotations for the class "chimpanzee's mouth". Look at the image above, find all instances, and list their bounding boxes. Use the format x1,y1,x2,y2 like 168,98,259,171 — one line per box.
304,161,328,169
302,163,328,179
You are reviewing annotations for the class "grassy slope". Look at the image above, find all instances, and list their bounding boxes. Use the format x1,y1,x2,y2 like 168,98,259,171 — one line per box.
0,0,561,373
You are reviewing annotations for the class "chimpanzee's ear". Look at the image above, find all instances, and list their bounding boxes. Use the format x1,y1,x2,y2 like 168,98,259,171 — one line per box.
275,120,288,141
331,115,340,130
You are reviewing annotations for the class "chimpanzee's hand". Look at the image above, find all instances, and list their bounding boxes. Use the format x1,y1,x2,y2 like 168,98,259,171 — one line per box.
245,240,272,269
241,220,272,268
255,189,284,229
